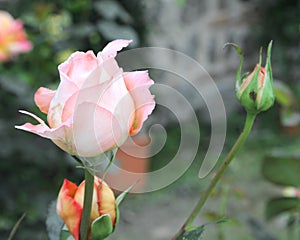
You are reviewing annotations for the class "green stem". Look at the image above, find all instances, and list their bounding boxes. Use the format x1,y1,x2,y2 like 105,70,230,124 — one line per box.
80,168,94,240
172,113,256,239
8,213,26,240
72,155,84,166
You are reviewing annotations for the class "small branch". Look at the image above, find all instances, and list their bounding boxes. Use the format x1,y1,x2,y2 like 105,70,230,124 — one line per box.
8,212,26,240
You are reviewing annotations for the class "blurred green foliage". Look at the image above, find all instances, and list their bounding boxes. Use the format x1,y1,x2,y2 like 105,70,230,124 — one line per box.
0,0,147,239
0,0,299,239
254,0,300,98
250,0,300,137
254,1,300,234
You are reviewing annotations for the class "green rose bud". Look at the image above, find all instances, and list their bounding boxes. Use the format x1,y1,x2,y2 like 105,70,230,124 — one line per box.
228,41,275,114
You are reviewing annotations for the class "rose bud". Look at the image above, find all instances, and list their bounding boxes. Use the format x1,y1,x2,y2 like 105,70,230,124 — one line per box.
57,177,116,240
16,39,155,157
0,10,32,61
232,41,275,114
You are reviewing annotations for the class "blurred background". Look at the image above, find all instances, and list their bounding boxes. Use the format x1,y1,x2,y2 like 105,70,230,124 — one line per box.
0,0,299,239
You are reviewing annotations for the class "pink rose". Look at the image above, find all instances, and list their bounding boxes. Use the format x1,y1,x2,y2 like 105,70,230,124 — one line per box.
16,40,155,157
0,10,32,61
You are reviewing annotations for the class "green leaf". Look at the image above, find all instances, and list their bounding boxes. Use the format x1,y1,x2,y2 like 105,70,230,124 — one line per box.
266,197,300,220
262,155,300,187
60,225,75,240
91,214,113,240
178,218,228,239
46,200,64,240
178,225,205,240
274,80,298,108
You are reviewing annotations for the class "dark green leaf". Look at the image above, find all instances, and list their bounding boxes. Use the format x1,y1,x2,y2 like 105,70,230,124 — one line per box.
91,214,113,240
266,197,300,220
178,225,205,240
262,155,300,187
177,217,227,239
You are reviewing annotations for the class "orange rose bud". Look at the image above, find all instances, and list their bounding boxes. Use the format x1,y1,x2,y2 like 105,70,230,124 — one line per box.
56,177,116,240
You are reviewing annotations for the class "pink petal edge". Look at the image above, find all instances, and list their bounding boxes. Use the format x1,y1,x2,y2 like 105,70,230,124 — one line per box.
100,39,132,60
15,110,74,154
34,87,56,114
123,71,155,135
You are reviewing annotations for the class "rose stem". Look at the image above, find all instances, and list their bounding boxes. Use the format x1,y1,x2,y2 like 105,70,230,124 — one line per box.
80,168,94,240
172,113,256,239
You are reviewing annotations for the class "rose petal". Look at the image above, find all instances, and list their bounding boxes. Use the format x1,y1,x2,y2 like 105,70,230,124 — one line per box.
123,71,155,135
100,39,132,60
58,51,99,87
15,111,74,154
34,87,56,114
47,77,78,128
57,179,82,240
95,179,116,225
72,102,124,157
61,73,135,139
76,57,122,90
61,80,115,122
73,180,102,223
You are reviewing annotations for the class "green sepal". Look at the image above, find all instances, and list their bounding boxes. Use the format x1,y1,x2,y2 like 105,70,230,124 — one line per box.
60,225,75,240
237,47,262,113
102,148,117,180
113,183,136,230
91,214,113,240
224,42,243,88
116,183,136,206
114,205,120,231
257,40,275,111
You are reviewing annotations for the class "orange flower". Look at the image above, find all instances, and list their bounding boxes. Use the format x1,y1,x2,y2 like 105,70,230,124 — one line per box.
56,177,116,240
0,10,32,61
